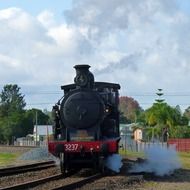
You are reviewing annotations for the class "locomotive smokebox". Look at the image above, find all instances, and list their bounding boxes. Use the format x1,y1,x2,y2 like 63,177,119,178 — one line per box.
74,65,94,88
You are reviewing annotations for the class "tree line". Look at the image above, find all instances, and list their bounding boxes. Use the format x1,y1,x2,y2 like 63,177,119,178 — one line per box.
1,84,189,143
0,84,51,144
119,96,190,140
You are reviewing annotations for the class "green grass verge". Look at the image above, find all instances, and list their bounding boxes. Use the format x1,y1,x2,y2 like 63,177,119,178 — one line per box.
119,149,145,159
178,152,190,169
0,153,19,167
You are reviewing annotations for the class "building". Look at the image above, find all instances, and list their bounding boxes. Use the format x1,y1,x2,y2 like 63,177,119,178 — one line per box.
33,125,53,141
133,128,143,141
120,123,134,149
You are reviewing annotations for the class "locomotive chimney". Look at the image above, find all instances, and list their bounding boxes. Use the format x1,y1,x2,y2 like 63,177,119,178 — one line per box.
74,65,94,88
74,65,90,76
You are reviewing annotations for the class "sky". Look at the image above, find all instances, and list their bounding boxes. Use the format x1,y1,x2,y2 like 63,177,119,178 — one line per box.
0,0,190,112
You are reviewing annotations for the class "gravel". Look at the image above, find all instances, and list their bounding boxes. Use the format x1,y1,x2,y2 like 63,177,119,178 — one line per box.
0,167,60,188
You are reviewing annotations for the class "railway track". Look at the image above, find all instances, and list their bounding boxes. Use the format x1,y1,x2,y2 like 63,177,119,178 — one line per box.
0,160,55,176
0,171,103,190
52,173,103,190
0,173,63,190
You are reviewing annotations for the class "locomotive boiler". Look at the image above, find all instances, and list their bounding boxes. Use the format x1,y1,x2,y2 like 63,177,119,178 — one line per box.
48,65,120,174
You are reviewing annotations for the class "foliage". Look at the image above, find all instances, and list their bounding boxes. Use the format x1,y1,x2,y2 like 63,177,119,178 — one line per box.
0,85,26,143
119,96,143,123
119,112,127,123
183,106,190,125
24,108,50,127
0,84,50,143
0,84,25,117
169,125,190,138
142,103,190,140
144,103,182,127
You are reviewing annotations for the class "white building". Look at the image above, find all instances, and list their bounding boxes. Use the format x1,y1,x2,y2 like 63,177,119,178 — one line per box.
33,125,53,141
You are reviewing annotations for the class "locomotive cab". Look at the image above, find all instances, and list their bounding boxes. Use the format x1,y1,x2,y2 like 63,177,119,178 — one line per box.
48,65,120,174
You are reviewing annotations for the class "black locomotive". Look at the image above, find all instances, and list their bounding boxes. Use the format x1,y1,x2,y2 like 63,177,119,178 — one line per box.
48,65,120,173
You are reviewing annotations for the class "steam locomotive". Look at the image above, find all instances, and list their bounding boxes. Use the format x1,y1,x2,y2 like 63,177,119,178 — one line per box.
48,65,120,174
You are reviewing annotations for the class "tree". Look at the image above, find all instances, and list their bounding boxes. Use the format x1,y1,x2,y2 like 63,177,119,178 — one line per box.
119,96,143,123
145,103,182,127
25,109,50,125
0,84,26,143
143,102,184,141
183,106,190,125
0,84,26,117
16,109,50,138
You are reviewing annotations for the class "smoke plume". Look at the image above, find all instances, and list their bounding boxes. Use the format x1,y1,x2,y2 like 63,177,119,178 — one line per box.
129,145,181,176
105,154,123,173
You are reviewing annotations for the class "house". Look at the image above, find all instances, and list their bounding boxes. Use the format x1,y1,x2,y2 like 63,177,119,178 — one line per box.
120,123,133,135
133,128,143,141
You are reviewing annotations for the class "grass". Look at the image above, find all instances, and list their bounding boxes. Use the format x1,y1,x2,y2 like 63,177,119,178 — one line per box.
0,153,19,167
119,149,145,159
178,152,190,169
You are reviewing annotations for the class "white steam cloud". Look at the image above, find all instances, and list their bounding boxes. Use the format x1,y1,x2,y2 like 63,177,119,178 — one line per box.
129,145,181,176
105,154,123,173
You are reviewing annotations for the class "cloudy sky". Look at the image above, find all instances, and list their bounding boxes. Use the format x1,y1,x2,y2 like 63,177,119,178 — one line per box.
0,0,190,111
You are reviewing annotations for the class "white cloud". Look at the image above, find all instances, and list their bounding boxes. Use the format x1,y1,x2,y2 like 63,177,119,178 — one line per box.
0,1,190,110
37,10,55,28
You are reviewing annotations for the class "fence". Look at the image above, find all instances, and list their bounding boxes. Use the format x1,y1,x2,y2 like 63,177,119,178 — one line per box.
14,140,48,147
168,138,190,152
13,137,190,152
120,135,167,152
120,135,190,152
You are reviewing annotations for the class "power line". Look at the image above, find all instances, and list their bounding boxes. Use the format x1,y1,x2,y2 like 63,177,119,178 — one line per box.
26,102,55,106
25,102,190,106
21,92,190,96
23,92,62,95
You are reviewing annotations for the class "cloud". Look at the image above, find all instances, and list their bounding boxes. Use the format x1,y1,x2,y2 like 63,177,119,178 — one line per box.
0,7,92,86
65,1,190,87
0,1,190,110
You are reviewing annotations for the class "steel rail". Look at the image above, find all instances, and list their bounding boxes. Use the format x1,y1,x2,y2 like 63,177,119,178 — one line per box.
0,160,55,176
52,173,103,190
0,174,63,190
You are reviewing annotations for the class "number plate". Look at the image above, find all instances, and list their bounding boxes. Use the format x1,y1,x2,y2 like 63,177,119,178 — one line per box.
64,144,79,151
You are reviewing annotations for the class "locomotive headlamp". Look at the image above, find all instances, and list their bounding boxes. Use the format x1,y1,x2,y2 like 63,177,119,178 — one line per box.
105,108,109,113
105,106,110,114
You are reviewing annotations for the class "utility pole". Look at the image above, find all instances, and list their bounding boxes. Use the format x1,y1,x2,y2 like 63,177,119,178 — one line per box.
35,111,38,146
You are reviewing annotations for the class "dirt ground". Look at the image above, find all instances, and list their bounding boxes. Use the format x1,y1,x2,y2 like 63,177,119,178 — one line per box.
138,168,190,190
120,158,190,190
